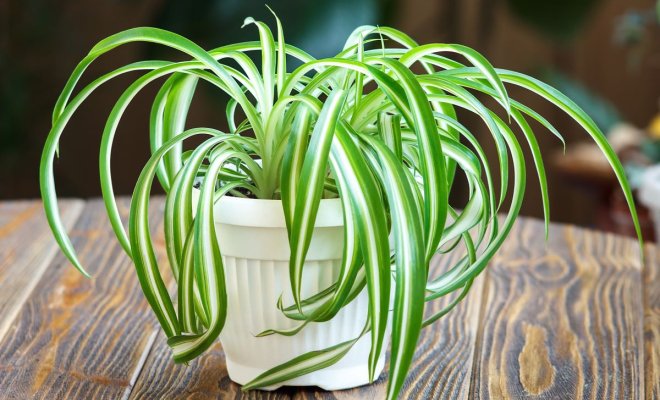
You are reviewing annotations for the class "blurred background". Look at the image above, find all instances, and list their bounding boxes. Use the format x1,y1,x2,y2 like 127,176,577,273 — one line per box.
1,0,659,237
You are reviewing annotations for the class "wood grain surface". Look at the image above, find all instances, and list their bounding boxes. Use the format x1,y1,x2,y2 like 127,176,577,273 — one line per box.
0,200,83,343
0,199,167,399
470,219,645,399
0,199,656,399
644,244,660,399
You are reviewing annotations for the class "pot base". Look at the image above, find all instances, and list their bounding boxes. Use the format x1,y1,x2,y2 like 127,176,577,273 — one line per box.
226,355,386,391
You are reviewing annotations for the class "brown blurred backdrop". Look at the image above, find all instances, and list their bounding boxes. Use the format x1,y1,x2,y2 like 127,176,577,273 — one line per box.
1,0,659,232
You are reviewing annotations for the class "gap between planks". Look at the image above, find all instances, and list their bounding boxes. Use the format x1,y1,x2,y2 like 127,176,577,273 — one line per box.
120,329,159,400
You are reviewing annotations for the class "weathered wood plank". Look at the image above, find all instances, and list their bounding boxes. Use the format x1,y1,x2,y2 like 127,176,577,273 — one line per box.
470,219,644,399
129,247,486,399
0,200,84,342
1,201,649,399
0,199,167,399
644,244,660,400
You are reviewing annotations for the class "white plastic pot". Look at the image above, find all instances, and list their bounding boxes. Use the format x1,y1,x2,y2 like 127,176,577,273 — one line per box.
639,165,660,241
207,195,387,390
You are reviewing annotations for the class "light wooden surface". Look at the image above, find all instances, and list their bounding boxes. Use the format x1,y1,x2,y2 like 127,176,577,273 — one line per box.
0,198,656,399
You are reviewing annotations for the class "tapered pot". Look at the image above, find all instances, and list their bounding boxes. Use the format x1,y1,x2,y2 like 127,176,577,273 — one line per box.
211,195,387,390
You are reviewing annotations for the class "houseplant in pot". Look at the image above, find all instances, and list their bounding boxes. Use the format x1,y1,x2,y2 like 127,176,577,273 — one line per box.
40,12,641,399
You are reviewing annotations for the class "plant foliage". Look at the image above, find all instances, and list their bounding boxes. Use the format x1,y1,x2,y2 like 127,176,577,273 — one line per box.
40,11,641,399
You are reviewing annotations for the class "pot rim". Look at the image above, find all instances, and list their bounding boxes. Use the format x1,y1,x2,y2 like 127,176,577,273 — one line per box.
213,194,344,228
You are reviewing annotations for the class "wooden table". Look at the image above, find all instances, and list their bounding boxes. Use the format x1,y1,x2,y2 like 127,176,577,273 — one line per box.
0,198,657,399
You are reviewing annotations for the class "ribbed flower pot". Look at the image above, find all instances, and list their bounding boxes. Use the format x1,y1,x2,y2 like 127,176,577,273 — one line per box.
211,195,388,390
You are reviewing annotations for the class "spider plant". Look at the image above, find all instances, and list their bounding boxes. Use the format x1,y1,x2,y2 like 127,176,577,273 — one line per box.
40,11,641,399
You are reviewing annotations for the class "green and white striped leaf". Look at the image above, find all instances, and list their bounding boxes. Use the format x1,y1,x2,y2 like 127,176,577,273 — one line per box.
288,90,347,309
